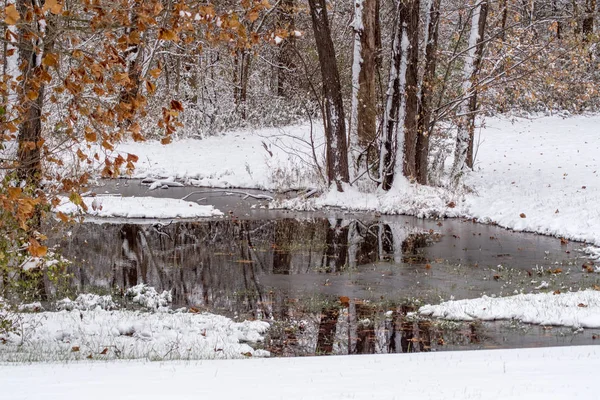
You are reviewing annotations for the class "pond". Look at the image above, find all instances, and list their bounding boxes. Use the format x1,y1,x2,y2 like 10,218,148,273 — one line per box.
43,182,600,356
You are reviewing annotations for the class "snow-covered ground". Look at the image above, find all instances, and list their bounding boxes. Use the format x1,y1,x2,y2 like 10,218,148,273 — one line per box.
112,124,323,190
419,289,600,328
55,195,223,219
0,287,269,362
2,345,599,399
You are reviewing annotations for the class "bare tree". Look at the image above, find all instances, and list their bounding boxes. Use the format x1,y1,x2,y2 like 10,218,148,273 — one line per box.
379,0,419,189
308,0,350,190
415,0,441,185
451,0,489,182
350,0,381,174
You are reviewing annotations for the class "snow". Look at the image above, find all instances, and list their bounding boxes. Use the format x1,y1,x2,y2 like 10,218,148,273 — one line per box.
107,124,322,190
0,308,270,362
125,283,172,311
55,195,223,219
57,294,116,311
419,289,600,328
2,345,599,399
279,115,600,246
462,116,600,245
77,115,599,245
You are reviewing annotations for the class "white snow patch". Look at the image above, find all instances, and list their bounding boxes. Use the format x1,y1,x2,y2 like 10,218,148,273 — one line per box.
55,196,223,219
419,289,600,328
126,283,172,311
1,346,599,399
0,309,270,362
57,294,117,311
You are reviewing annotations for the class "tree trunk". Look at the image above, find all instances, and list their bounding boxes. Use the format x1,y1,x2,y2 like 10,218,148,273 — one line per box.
500,0,508,40
308,0,350,190
379,0,406,190
379,0,419,189
276,0,296,97
415,0,441,185
451,0,488,182
583,0,596,39
350,0,380,174
16,0,53,186
397,0,420,181
119,3,143,128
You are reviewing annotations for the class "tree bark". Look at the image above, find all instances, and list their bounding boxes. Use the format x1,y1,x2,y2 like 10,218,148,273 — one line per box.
379,0,419,189
16,0,53,186
276,0,296,97
379,0,406,190
583,0,596,39
308,0,350,190
350,0,380,173
415,0,441,185
398,0,420,181
451,0,488,182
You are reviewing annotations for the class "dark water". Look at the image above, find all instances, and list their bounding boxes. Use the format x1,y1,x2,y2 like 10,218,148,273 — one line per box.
44,210,600,356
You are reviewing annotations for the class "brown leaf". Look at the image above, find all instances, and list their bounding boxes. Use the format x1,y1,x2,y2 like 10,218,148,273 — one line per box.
5,4,20,25
158,29,178,41
560,238,568,245
425,263,432,270
42,0,63,14
99,347,108,355
28,238,48,257
578,303,588,308
553,289,561,295
170,100,184,111
446,201,456,208
519,213,526,218
71,346,80,352
339,296,350,307
84,130,97,142
57,212,70,223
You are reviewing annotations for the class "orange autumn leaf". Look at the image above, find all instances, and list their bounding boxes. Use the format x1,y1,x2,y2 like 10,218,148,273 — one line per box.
28,238,48,257
5,4,20,25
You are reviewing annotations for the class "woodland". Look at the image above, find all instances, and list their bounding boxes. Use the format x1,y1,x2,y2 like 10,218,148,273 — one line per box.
0,0,599,272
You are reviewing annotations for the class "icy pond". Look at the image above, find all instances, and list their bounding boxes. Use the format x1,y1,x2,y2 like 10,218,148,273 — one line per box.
45,181,600,356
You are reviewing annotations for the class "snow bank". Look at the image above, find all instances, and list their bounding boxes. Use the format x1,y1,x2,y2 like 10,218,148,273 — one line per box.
57,294,116,311
55,196,223,219
125,283,172,311
419,289,600,328
2,346,599,399
462,116,600,246
0,308,270,362
110,124,323,190
278,115,600,246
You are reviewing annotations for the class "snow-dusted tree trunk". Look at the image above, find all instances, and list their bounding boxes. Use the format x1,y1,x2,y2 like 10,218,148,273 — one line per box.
379,1,408,190
394,0,419,183
379,0,419,190
451,0,488,182
16,0,52,186
415,0,440,185
276,0,297,97
350,0,380,175
3,0,19,120
308,0,350,190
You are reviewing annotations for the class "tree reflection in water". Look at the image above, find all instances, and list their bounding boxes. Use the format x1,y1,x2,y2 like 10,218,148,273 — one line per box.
51,217,476,355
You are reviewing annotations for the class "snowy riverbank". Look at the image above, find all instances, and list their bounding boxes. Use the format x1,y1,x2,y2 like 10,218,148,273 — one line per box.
94,115,600,246
0,287,269,363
